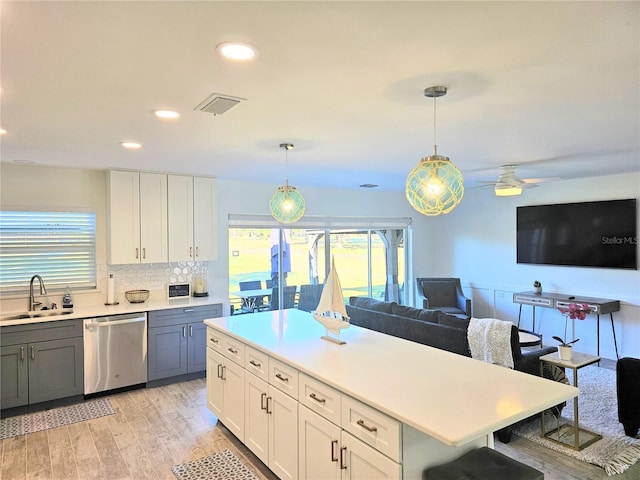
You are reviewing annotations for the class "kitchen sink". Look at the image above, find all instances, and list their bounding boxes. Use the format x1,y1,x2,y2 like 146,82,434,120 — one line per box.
1,309,74,321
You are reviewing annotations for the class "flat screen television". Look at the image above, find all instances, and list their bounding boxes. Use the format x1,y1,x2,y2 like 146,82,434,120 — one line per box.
516,199,638,269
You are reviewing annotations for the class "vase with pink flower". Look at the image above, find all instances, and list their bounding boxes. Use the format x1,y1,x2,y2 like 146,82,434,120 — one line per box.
553,302,591,360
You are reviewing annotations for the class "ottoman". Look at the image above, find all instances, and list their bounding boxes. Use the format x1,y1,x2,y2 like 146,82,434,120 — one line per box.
423,447,544,480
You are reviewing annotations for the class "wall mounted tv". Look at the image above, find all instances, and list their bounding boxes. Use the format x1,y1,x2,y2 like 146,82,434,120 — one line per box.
517,199,638,270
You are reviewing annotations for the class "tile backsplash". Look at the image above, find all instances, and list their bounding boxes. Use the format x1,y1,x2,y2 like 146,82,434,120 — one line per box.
99,262,209,298
0,262,212,312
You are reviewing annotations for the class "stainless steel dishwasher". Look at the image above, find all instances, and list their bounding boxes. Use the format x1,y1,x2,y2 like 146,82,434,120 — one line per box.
83,312,148,395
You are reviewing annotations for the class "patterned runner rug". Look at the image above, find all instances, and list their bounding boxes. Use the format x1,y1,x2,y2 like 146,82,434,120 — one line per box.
0,398,115,439
172,450,260,480
514,364,640,476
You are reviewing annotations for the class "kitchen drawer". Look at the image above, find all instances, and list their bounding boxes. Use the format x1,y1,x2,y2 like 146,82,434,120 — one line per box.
221,335,244,366
299,373,341,426
342,395,401,462
269,357,298,400
149,304,222,328
244,346,269,382
207,328,227,355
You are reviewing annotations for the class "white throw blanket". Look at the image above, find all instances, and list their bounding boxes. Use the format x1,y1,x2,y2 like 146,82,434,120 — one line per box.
467,317,514,369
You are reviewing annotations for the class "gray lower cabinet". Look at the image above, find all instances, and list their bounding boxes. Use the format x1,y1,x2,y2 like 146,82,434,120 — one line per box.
148,304,222,381
1,320,84,409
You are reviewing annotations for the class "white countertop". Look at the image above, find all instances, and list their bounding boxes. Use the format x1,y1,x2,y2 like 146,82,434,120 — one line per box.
205,308,579,447
1,296,226,326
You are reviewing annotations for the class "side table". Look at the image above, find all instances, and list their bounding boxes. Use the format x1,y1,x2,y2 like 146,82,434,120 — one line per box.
539,351,602,451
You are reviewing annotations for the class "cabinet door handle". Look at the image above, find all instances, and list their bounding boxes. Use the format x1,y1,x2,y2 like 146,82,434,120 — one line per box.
189,247,193,257
196,246,199,257
182,326,187,337
275,373,289,383
209,337,219,344
228,347,238,355
189,325,193,337
249,360,261,368
217,364,223,379
20,346,25,361
266,396,272,414
142,247,146,259
31,345,35,360
331,439,339,462
260,392,267,411
135,247,139,259
340,446,347,470
183,308,194,313
219,364,226,381
356,419,377,432
310,392,326,404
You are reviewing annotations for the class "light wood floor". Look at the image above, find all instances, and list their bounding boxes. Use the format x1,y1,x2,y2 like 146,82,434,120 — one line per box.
1,360,638,480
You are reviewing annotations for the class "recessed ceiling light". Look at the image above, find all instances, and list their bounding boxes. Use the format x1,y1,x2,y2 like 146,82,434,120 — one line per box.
120,141,142,149
216,42,259,61
152,109,180,119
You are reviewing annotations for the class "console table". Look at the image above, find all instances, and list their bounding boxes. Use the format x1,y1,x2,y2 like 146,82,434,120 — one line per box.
513,291,620,359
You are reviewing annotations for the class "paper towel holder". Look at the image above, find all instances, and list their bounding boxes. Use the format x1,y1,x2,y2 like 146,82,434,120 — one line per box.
105,273,119,306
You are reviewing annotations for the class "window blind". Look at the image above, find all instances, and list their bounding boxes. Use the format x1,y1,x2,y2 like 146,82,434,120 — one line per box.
0,211,97,292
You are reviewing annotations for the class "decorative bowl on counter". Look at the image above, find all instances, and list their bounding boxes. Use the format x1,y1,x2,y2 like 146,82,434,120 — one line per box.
125,289,150,303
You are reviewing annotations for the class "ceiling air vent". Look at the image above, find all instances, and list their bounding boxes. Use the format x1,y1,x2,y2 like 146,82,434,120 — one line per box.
194,93,246,116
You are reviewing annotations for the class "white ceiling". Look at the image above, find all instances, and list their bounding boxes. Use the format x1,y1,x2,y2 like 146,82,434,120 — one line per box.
1,1,639,192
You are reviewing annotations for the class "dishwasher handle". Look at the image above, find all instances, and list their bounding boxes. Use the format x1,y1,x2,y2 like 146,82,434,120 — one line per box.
85,316,146,328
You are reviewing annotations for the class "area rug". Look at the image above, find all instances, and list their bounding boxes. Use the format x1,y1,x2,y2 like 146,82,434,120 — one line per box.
514,364,640,476
172,449,260,480
0,398,115,440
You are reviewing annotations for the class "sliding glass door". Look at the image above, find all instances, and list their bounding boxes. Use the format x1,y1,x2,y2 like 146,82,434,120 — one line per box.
228,217,410,314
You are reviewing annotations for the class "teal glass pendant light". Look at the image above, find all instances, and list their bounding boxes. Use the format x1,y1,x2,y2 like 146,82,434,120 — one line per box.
406,86,464,216
270,143,306,224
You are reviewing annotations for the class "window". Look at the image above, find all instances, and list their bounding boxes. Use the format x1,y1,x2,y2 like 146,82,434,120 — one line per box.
0,211,97,292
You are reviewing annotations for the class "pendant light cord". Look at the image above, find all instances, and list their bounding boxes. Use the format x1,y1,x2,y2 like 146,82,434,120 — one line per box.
433,94,438,156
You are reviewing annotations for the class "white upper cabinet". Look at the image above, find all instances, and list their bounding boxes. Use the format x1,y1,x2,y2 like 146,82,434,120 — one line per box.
167,175,194,262
168,175,217,262
107,170,168,264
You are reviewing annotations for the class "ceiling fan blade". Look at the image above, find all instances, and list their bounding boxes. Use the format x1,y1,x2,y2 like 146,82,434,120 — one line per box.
522,176,562,184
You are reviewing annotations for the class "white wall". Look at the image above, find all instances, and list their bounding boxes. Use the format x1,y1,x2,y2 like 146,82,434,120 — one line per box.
410,172,640,359
2,164,638,359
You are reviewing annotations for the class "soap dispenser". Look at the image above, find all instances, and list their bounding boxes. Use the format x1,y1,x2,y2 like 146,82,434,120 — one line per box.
62,287,74,309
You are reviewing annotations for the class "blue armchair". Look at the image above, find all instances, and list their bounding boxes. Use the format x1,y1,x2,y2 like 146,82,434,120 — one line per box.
416,277,471,319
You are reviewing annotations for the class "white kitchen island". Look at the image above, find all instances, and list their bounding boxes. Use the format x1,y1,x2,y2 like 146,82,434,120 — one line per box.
205,308,577,479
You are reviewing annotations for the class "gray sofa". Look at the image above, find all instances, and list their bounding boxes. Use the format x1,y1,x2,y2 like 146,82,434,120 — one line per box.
346,296,556,375
346,296,561,441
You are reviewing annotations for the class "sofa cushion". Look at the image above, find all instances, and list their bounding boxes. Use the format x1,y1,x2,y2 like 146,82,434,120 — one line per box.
438,312,470,330
391,303,423,319
349,296,395,314
416,309,441,323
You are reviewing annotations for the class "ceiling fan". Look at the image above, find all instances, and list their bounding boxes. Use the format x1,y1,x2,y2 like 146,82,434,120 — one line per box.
473,165,559,196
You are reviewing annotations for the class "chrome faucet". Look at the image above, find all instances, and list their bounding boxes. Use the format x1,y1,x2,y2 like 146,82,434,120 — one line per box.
29,275,47,311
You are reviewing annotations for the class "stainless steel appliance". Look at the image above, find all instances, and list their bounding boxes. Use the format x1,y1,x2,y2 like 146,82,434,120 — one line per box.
83,313,147,395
